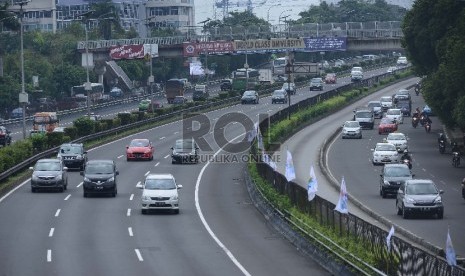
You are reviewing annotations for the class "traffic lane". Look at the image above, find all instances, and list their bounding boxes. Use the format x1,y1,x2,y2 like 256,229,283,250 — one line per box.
200,154,331,276
327,93,465,255
273,79,419,228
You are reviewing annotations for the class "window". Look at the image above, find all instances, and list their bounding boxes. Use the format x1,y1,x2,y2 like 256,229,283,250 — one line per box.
171,7,179,15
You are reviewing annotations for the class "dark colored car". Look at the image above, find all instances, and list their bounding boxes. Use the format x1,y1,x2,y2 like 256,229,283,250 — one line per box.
379,164,414,198
396,100,411,116
57,143,87,170
220,79,232,91
30,159,68,192
396,179,444,219
0,126,12,146
171,139,199,164
309,78,324,91
81,160,119,197
367,101,382,119
393,89,411,102
241,90,259,104
172,96,187,105
271,89,288,104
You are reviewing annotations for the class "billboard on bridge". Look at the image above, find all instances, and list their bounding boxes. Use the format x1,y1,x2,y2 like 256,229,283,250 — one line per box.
183,41,234,57
233,38,305,53
109,44,159,60
303,37,347,52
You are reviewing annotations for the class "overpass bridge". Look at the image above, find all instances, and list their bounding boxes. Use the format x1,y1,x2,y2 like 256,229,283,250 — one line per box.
78,21,403,92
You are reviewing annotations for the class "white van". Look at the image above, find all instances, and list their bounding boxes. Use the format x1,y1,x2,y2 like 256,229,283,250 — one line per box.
351,67,364,82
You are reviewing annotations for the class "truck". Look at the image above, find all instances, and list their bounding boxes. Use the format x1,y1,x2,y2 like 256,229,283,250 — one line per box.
32,112,59,133
258,69,274,84
165,79,185,104
192,84,209,101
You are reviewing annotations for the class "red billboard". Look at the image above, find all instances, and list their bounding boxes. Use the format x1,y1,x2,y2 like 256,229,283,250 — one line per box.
110,44,145,60
183,41,234,57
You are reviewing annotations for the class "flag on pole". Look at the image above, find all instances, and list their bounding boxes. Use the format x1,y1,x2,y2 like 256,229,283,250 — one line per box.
285,150,296,182
247,122,259,142
446,228,457,266
386,225,395,251
334,177,348,214
257,128,264,152
307,165,318,201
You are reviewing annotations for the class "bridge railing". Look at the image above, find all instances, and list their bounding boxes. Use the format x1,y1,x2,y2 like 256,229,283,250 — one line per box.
77,21,404,50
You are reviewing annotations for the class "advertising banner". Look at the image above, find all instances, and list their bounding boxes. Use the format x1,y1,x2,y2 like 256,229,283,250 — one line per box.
110,44,159,60
303,37,347,52
183,41,234,57
233,38,305,53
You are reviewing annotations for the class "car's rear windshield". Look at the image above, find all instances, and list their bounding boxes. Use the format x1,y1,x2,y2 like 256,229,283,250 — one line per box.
86,163,113,174
356,111,372,118
145,179,176,190
175,140,193,150
387,110,401,115
60,145,82,154
243,91,255,96
344,122,359,127
385,167,411,177
130,140,149,147
368,102,381,107
376,144,396,151
35,162,60,171
406,183,437,195
388,135,405,140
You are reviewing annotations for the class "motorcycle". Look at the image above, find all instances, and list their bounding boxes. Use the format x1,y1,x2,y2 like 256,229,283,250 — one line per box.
403,159,412,170
412,117,419,128
439,140,446,154
425,122,431,133
452,152,460,168
415,84,420,96
419,115,425,126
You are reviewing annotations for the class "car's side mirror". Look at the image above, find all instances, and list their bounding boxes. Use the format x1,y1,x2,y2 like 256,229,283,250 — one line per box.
380,174,383,177
126,146,129,149
136,183,143,189
171,147,174,150
63,167,68,171
29,166,33,170
177,185,183,189
6,130,10,134
371,148,375,152
397,190,404,194
80,171,84,176
83,151,87,154
115,171,119,176
412,174,415,177
439,190,444,194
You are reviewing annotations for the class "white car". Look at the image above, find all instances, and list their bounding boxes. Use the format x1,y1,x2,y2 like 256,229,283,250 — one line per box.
139,174,182,214
372,142,400,165
397,56,408,66
341,121,362,139
385,108,403,124
387,66,397,73
380,96,393,112
386,132,408,152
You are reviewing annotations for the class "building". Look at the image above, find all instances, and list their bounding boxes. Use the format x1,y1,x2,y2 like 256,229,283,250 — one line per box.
145,0,195,32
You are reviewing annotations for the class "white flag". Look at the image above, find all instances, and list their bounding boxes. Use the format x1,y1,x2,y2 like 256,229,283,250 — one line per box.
307,165,318,201
386,226,395,251
334,177,348,214
446,229,457,266
247,122,259,142
285,150,296,182
257,129,264,152
262,153,277,171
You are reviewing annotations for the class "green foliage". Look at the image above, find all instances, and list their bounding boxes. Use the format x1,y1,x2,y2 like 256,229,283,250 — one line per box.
73,117,95,136
64,127,78,140
117,112,132,125
30,133,48,152
46,132,64,147
219,92,229,99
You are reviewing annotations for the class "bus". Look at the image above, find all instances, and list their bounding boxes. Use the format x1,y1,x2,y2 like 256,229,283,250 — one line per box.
272,57,287,75
232,68,260,91
71,83,105,105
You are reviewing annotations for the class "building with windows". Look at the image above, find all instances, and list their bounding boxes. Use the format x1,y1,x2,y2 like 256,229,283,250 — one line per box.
145,0,195,30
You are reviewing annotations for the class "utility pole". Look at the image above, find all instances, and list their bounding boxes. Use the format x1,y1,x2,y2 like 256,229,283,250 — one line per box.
199,18,211,93
17,1,28,139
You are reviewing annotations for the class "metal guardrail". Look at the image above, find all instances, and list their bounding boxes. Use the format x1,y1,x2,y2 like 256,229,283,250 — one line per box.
77,21,403,50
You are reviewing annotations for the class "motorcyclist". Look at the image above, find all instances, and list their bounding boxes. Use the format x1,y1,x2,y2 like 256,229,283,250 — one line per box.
423,114,432,125
412,107,420,119
452,142,460,153
401,149,412,162
438,133,446,144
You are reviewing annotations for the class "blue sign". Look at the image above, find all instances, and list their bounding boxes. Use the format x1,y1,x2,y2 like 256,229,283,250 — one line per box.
303,37,347,52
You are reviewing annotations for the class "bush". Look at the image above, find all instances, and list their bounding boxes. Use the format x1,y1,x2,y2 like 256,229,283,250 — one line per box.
219,92,229,99
30,133,48,153
46,132,64,147
118,112,132,125
73,117,95,137
64,126,78,140
101,119,114,129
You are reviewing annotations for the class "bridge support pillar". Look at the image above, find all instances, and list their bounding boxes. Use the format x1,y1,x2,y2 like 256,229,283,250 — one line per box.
94,63,107,84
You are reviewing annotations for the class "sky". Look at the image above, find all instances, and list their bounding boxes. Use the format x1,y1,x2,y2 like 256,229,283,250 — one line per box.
194,0,413,26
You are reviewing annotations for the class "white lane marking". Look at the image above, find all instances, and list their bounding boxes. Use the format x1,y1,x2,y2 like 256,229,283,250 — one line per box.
195,133,251,276
49,228,55,237
64,194,71,201
164,154,170,159
127,209,131,217
55,209,61,217
117,155,124,159
77,182,83,188
130,194,134,201
134,249,143,261
0,179,29,203
232,122,237,124
160,137,166,140
128,227,134,237
174,131,179,134
144,171,150,176
155,162,160,167
47,250,52,262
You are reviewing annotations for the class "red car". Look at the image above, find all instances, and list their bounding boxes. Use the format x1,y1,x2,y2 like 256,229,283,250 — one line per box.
378,118,398,135
126,139,154,161
325,73,337,84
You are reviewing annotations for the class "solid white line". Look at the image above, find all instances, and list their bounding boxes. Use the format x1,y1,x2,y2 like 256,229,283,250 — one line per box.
0,179,29,203
164,154,170,159
134,249,143,261
130,194,134,201
195,133,251,276
47,250,52,262
77,182,83,188
64,194,71,201
127,209,131,217
117,155,124,159
155,162,160,167
128,227,133,237
144,171,150,176
55,209,61,217
174,131,179,134
160,136,166,140
49,228,55,237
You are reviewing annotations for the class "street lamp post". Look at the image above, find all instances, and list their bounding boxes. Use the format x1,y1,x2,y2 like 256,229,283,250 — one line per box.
17,1,28,139
199,18,211,92
279,9,292,26
267,4,281,23
285,57,292,120
84,22,92,116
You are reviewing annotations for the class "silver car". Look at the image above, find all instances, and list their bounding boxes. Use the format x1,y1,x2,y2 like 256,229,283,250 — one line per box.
30,159,68,192
139,174,183,214
396,179,444,219
386,132,408,152
341,121,362,139
372,143,399,165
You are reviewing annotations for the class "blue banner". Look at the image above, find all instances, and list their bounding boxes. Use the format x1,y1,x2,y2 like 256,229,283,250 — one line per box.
303,37,347,52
